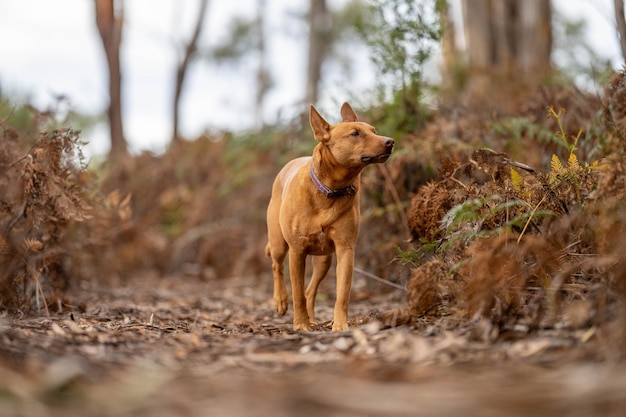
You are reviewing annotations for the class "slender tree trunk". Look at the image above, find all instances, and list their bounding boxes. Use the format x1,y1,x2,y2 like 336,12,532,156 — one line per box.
95,0,127,160
461,0,494,97
460,0,552,98
491,0,515,65
517,0,552,73
305,0,331,106
439,0,458,93
615,0,626,62
462,0,493,71
255,0,269,130
172,0,209,144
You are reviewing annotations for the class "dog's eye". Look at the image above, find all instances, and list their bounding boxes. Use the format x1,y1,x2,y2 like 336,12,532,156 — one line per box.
351,130,360,137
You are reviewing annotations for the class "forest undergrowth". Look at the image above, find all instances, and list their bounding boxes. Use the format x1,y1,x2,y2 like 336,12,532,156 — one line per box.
1,70,625,361
398,70,626,357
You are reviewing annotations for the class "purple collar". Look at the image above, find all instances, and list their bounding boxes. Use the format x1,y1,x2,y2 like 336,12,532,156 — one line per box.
309,164,356,198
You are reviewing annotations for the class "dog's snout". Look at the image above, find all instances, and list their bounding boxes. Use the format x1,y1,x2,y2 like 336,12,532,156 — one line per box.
384,138,395,149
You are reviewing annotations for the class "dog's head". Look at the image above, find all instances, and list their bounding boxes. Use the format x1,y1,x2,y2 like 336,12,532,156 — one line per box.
310,102,394,168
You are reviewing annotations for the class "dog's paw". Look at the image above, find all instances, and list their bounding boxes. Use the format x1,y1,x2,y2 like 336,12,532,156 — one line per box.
274,295,288,316
331,321,349,332
293,320,312,332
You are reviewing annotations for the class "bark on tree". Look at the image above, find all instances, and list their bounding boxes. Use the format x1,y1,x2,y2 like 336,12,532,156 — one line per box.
439,0,457,92
305,0,332,107
615,0,626,62
255,0,269,130
172,0,209,144
460,0,552,98
95,0,127,160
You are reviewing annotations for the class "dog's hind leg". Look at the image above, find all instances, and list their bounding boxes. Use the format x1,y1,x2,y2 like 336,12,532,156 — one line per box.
305,254,333,325
269,240,289,316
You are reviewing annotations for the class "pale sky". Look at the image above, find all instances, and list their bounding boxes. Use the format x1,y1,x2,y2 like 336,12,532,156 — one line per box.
0,0,622,156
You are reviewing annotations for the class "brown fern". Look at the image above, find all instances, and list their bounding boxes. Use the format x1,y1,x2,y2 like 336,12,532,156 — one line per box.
603,68,626,152
0,128,92,314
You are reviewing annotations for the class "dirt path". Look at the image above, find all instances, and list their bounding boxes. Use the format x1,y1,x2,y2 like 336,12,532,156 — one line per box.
2,275,625,416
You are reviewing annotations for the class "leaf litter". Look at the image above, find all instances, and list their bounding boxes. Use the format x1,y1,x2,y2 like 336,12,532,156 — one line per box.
2,272,624,417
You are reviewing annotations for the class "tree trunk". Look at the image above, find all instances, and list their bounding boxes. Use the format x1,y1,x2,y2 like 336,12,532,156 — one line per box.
517,0,552,73
172,0,209,144
305,0,331,106
95,0,127,160
463,0,493,71
615,0,626,62
460,0,552,99
439,0,457,92
255,0,269,130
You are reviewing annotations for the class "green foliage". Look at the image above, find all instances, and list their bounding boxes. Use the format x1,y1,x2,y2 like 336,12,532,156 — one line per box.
332,0,369,41
394,242,438,268
210,17,261,63
357,0,440,92
491,108,606,165
356,0,440,136
545,106,600,206
0,98,101,146
439,195,553,251
492,116,561,148
439,106,599,251
547,106,583,154
0,99,38,140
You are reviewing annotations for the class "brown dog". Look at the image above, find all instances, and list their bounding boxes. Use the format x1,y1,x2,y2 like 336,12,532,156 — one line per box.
265,102,394,331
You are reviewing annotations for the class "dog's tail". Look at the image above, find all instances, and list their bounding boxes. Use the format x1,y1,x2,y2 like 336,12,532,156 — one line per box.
264,242,271,257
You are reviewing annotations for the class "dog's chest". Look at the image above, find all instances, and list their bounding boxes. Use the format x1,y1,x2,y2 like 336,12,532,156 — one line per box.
290,211,341,255
302,228,335,256
284,198,358,255
296,211,356,256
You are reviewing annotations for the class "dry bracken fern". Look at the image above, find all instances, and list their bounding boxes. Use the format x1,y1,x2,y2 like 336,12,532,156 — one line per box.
0,128,92,313
603,68,626,151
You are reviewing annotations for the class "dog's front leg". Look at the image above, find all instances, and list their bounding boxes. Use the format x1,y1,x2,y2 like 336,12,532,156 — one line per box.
332,246,354,331
305,254,333,325
288,249,311,331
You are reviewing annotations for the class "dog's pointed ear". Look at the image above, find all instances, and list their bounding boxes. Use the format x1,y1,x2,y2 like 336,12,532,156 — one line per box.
310,105,331,142
340,102,359,122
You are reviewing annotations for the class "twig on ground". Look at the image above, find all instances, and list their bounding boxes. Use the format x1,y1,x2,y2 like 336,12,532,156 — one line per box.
354,267,405,291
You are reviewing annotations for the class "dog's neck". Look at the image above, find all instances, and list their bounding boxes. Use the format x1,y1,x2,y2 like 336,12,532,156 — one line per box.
310,145,360,198
309,164,356,198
